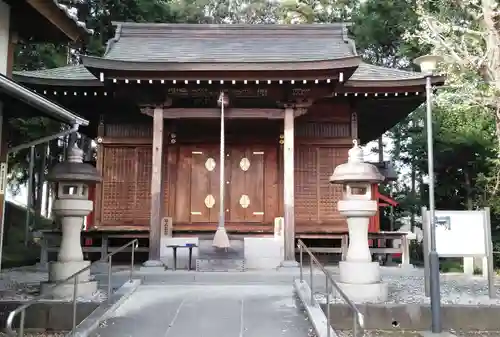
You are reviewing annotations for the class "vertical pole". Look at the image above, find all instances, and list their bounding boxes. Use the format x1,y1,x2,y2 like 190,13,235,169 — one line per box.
282,107,296,264
422,206,430,296
0,103,6,271
146,107,164,264
107,255,113,304
484,207,495,298
299,244,303,282
309,261,314,305
425,75,442,333
326,276,331,337
219,93,225,231
72,276,78,331
25,146,35,246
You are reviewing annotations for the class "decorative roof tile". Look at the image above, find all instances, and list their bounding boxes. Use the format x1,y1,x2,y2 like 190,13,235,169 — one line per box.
52,0,93,35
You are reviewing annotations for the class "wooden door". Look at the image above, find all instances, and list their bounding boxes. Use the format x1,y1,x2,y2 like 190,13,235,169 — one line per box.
188,147,221,223
227,147,265,223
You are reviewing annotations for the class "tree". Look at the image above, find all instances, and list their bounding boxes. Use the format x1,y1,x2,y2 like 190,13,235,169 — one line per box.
408,0,500,149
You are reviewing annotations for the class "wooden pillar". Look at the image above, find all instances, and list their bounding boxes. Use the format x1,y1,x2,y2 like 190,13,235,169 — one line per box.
148,107,164,263
283,106,296,264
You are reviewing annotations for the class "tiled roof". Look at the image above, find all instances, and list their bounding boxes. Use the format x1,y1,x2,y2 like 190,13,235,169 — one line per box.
102,23,355,63
347,63,424,82
13,63,427,86
15,65,95,81
52,0,93,35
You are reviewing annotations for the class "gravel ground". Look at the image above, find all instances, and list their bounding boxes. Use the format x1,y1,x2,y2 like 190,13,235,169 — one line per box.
335,331,500,337
0,267,106,302
314,267,500,305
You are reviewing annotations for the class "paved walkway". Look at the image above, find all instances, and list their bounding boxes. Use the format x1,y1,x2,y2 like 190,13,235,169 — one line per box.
88,284,312,337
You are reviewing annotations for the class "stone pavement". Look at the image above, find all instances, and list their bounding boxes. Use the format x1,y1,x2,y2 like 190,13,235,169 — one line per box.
87,284,313,337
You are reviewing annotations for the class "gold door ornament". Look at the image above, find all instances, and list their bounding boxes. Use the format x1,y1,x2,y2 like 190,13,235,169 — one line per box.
205,158,216,171
239,157,250,171
204,194,216,208
239,194,250,208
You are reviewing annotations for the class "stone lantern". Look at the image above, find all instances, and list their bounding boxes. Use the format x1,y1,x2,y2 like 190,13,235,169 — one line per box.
41,143,102,298
329,140,388,303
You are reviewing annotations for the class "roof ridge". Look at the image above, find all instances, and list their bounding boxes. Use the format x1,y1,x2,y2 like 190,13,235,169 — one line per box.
111,22,347,29
110,22,348,38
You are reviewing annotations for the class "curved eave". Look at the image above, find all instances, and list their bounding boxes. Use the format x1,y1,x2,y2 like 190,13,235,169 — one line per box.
81,55,361,72
12,74,102,87
0,74,89,126
357,96,424,143
345,75,445,88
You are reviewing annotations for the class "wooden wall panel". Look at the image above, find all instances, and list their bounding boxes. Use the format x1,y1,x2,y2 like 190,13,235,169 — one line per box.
135,147,152,224
295,146,319,222
264,148,279,223
100,145,171,226
101,147,137,225
293,145,349,231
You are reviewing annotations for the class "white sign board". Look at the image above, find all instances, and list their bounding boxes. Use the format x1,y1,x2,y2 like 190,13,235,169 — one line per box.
432,210,486,256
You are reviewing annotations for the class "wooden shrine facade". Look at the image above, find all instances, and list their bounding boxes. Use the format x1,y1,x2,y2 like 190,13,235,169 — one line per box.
12,22,444,260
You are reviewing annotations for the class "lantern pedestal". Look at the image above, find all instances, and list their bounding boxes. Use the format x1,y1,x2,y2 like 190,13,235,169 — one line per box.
41,198,98,299
335,200,388,303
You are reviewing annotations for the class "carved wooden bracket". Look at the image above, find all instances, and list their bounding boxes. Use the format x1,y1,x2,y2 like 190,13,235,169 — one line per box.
278,98,314,117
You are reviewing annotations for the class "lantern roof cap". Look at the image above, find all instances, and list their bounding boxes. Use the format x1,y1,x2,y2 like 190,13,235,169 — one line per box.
46,143,102,184
329,140,384,184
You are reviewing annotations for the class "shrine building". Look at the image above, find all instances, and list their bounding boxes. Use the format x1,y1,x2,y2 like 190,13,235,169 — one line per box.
13,22,443,263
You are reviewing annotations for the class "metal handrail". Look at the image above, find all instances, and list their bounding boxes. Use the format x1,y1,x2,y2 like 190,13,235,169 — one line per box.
5,239,139,337
297,239,365,337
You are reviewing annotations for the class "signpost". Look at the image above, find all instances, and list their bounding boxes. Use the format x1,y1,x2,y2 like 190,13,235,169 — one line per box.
422,207,495,299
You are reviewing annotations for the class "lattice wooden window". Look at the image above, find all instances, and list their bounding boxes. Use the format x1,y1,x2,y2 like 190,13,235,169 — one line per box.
294,146,348,223
101,147,138,224
100,146,171,226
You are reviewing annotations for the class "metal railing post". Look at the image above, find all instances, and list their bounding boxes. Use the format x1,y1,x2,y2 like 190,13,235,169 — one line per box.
72,276,78,331
5,239,139,337
130,241,136,282
107,255,113,304
309,259,314,305
353,313,358,337
296,240,365,337
18,309,25,337
326,275,331,337
299,244,303,282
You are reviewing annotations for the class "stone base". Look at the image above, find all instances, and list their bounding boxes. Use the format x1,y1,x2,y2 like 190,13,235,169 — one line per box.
48,260,91,283
41,280,98,299
280,260,299,268
334,281,388,303
140,260,165,272
43,260,97,299
244,237,283,269
196,240,245,272
339,260,380,284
